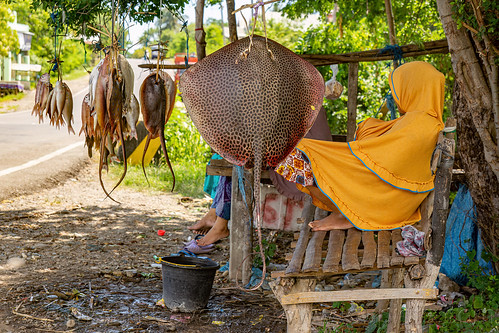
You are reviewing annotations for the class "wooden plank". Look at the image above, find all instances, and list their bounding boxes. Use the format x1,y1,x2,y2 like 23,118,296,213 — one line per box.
280,288,438,305
288,248,366,261
404,256,421,266
285,197,315,274
302,209,329,272
302,231,327,272
323,230,345,273
390,229,405,266
271,258,426,279
387,268,405,333
270,278,316,333
405,124,455,333
206,165,233,177
229,167,253,283
360,231,377,268
347,63,359,142
138,64,191,69
376,269,392,313
299,39,449,66
341,228,361,271
377,231,391,268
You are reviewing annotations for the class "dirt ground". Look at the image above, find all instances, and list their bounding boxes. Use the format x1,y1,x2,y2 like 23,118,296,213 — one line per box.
0,160,293,332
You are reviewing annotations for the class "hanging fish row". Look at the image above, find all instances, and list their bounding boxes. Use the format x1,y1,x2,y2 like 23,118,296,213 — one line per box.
32,73,74,134
81,53,176,201
32,55,177,201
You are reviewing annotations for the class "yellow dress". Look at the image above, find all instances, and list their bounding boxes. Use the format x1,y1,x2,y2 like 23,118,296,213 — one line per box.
278,61,445,230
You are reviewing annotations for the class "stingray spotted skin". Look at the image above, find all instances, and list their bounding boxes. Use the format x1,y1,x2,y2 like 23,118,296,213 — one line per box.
179,35,324,169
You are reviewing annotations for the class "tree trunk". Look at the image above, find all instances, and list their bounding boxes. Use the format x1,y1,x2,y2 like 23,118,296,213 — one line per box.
226,0,238,42
436,0,499,271
195,0,206,61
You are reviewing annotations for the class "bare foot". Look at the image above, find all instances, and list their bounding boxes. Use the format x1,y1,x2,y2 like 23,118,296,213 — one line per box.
308,212,354,231
197,217,229,246
188,208,216,234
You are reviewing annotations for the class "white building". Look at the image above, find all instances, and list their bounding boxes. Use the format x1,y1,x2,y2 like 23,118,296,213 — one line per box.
0,11,41,91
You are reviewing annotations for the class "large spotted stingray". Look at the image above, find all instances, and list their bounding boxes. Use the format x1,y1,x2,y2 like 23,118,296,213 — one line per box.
179,35,324,283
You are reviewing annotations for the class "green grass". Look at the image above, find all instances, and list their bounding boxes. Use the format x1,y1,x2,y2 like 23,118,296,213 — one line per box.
108,159,208,198
0,92,25,103
63,68,90,81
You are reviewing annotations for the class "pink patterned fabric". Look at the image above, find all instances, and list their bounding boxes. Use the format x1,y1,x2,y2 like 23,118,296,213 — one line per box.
396,225,425,256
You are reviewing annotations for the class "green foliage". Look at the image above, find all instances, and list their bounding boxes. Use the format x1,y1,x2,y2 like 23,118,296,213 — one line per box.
423,250,498,332
366,312,390,333
450,0,498,62
252,18,304,49
290,0,452,134
294,18,392,134
28,0,189,38
204,22,224,54
8,0,96,77
163,105,211,165
253,238,277,267
317,321,357,333
0,7,19,57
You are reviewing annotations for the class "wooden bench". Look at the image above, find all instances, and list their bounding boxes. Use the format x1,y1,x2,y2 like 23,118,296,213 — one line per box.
270,120,456,333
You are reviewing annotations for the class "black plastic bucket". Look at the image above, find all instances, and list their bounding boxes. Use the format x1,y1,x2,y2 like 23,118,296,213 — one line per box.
161,255,220,312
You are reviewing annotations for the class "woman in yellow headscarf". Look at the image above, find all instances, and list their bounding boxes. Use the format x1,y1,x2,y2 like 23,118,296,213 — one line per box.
275,61,445,231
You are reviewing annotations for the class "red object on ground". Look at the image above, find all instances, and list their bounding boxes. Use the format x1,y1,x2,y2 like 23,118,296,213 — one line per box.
157,230,166,236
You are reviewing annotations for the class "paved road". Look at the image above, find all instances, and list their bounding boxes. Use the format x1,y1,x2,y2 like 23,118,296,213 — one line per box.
0,58,167,202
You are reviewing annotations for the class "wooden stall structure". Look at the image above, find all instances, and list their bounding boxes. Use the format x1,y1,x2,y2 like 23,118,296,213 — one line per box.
270,121,455,333
202,38,453,332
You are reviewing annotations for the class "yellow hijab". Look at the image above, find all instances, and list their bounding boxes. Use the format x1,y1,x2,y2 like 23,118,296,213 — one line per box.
295,61,445,230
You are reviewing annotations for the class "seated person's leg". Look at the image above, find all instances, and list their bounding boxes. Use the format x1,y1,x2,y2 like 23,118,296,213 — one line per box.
306,186,354,231
188,174,228,234
197,177,232,246
188,207,217,234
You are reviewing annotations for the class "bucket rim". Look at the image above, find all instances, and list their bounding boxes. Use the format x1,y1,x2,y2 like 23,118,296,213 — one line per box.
161,255,220,270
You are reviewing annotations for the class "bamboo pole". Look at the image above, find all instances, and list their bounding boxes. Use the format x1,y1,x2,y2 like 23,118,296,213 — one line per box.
226,0,238,42
195,0,206,60
384,0,397,45
299,40,449,66
346,63,359,142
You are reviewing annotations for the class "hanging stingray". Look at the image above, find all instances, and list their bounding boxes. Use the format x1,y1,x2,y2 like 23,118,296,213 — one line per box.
179,34,324,284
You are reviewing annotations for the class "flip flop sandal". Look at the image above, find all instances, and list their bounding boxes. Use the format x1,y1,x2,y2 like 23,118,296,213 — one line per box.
183,234,204,245
183,241,215,254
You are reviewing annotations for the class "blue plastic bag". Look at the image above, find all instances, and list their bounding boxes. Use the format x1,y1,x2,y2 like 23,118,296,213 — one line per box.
440,184,495,285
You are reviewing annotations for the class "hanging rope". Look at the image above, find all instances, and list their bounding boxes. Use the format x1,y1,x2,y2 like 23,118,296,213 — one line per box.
378,44,405,68
374,90,398,120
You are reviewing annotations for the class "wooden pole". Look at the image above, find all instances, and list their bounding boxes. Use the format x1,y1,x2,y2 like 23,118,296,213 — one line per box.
195,0,206,60
346,62,359,142
405,131,455,333
226,0,238,42
384,0,397,45
229,167,253,284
